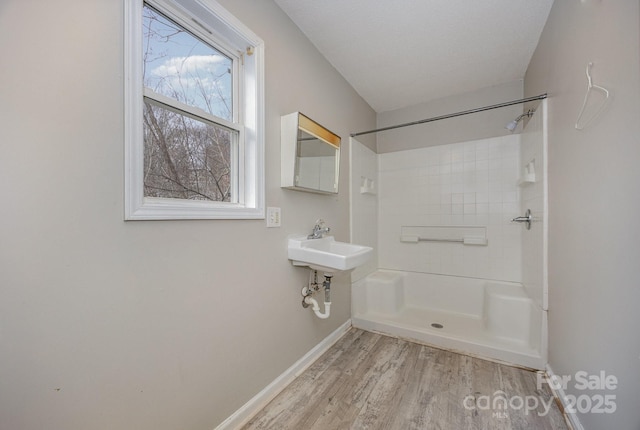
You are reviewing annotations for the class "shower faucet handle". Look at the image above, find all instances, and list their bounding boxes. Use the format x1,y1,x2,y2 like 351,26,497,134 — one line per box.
511,209,532,230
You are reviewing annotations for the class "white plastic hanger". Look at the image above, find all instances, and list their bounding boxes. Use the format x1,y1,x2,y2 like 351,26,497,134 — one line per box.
575,62,610,130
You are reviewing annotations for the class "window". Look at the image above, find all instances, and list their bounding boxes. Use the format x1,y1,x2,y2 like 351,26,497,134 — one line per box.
125,0,264,219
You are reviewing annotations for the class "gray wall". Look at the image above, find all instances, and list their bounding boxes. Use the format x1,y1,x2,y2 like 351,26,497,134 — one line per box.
0,1,375,429
525,1,640,428
376,80,524,153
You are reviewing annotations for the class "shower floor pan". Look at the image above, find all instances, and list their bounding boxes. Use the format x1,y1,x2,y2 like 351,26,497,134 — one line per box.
351,270,546,369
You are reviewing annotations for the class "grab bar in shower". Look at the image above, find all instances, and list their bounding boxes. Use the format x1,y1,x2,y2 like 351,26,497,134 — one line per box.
400,225,488,246
400,235,488,245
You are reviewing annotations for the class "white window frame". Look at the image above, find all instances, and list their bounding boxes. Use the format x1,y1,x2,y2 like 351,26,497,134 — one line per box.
124,0,265,220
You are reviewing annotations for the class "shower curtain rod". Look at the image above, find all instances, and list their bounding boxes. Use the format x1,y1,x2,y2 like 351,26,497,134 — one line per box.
350,93,548,137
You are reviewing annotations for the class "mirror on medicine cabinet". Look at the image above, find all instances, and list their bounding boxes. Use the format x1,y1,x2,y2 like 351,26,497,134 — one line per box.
281,112,341,194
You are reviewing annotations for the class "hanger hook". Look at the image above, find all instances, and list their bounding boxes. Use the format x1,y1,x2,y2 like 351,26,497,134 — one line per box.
585,62,594,88
576,62,610,130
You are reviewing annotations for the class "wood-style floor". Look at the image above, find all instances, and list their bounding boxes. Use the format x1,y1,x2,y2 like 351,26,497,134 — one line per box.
242,329,569,430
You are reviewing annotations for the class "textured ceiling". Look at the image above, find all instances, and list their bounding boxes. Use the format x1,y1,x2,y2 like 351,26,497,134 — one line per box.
274,0,554,113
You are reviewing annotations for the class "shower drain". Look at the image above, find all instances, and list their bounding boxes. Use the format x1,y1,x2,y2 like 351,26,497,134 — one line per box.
431,323,444,329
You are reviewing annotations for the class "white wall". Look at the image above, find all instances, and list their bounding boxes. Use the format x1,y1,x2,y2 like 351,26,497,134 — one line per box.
525,1,640,428
377,135,522,282
520,100,548,310
0,1,375,429
349,139,379,282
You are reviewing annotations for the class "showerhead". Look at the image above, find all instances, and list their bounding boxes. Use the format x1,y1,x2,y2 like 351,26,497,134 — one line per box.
505,109,536,133
505,120,519,132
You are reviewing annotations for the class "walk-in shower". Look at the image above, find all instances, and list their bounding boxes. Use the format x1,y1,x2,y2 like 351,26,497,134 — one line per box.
350,99,548,369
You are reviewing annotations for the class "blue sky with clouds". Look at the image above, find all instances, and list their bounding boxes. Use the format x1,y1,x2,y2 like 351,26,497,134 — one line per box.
142,4,232,121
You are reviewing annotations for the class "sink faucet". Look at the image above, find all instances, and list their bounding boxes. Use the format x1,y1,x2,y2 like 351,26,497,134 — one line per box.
308,219,330,239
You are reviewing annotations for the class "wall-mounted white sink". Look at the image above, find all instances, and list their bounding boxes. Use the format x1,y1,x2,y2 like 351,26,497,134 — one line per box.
288,235,373,273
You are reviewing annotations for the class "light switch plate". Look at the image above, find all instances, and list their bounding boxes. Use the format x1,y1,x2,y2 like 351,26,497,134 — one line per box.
266,207,281,227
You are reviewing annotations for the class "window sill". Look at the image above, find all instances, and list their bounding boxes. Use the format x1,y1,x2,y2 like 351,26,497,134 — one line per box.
125,197,264,220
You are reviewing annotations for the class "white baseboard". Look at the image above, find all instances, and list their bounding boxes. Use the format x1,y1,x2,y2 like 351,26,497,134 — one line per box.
214,319,352,430
544,364,584,430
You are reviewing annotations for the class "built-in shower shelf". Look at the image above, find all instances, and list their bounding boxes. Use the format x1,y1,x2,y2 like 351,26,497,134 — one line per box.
360,176,376,194
518,160,536,186
518,175,536,186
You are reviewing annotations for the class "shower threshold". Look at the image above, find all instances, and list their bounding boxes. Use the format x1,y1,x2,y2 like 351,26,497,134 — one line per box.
353,306,543,369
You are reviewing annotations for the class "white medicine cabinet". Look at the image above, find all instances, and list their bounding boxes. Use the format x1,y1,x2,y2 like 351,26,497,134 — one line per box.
281,112,341,194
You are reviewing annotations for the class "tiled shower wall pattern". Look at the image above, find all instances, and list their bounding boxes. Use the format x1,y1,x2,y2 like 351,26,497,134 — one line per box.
378,135,522,282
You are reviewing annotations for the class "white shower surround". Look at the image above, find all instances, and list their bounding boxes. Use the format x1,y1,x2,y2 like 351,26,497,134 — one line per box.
350,107,547,368
377,134,523,282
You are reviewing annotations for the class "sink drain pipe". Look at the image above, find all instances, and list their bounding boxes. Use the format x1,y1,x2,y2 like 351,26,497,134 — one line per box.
303,271,332,319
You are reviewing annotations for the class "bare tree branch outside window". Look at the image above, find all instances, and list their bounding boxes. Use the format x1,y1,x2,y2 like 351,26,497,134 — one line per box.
142,4,234,202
